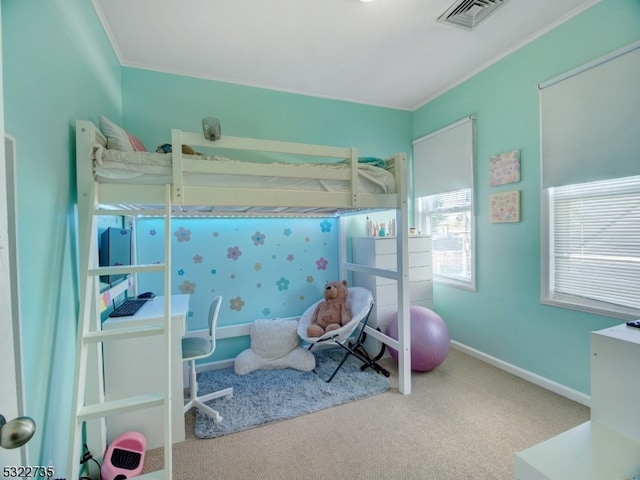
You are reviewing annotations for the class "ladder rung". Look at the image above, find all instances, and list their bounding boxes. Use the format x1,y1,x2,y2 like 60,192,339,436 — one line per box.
88,263,165,276
70,183,173,480
77,393,164,422
83,324,166,343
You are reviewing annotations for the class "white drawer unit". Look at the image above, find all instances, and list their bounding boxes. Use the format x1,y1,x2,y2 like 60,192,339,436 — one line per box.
590,323,640,443
352,236,433,333
514,323,640,480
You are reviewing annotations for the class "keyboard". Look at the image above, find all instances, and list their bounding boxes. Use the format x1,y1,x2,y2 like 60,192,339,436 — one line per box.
109,299,148,317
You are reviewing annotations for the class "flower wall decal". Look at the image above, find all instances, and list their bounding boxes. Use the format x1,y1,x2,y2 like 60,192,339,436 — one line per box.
226,246,242,260
178,280,196,294
320,220,332,233
252,232,266,246
230,296,245,311
174,227,191,242
136,217,339,342
276,277,290,291
316,257,328,270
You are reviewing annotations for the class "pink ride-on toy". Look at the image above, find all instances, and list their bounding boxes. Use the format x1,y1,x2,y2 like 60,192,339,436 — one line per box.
101,431,146,480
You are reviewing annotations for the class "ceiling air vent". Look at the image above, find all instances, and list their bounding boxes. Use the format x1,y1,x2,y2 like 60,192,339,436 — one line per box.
438,0,509,31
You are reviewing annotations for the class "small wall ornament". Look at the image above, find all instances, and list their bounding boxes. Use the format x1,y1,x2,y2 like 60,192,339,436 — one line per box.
490,190,520,223
489,150,520,186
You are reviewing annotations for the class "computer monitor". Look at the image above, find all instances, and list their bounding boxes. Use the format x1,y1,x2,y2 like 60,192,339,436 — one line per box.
99,227,132,284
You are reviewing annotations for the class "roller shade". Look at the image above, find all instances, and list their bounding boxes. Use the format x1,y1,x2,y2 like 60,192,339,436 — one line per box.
413,116,474,198
540,41,640,188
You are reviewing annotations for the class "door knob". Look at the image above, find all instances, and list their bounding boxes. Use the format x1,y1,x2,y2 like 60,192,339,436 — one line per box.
0,414,36,449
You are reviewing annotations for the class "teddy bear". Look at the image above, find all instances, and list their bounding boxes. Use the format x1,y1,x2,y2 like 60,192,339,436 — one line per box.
307,280,352,337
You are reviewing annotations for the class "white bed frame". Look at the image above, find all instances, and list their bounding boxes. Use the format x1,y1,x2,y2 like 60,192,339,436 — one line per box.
75,116,412,383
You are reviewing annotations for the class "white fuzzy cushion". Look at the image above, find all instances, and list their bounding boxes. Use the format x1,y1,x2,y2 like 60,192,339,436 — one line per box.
234,318,315,375
250,318,299,359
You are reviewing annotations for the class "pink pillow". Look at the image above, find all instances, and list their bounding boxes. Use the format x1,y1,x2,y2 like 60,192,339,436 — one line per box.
127,133,147,152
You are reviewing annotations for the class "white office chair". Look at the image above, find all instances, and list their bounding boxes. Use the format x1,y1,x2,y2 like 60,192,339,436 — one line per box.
182,295,233,423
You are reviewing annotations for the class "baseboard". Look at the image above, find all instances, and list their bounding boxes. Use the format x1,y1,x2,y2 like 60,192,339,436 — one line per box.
196,357,235,373
451,341,591,407
183,328,239,383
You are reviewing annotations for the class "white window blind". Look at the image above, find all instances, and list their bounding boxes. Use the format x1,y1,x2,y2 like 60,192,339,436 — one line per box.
540,41,640,188
419,189,473,285
413,116,476,290
540,41,640,317
413,116,474,198
551,176,640,312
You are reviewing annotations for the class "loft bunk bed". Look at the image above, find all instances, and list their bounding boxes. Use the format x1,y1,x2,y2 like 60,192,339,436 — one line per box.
76,117,411,377
73,117,412,475
82,123,401,215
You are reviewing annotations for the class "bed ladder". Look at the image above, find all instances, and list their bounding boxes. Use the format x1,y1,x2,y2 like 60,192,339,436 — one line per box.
67,184,174,480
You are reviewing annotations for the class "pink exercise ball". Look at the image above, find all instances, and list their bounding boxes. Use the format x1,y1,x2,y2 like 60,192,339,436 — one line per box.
386,306,450,372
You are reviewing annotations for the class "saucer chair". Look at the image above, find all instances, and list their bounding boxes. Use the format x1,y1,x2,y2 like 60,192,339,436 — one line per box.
297,286,389,382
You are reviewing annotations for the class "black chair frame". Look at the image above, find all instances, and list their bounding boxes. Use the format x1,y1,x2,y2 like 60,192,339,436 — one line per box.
308,301,390,382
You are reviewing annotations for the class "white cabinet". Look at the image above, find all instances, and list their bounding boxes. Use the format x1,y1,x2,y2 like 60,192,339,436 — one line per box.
352,236,433,334
514,323,640,480
591,324,640,442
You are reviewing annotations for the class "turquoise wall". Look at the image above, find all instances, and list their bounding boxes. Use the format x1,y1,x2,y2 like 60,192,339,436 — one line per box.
120,67,412,158
412,0,640,394
2,0,121,469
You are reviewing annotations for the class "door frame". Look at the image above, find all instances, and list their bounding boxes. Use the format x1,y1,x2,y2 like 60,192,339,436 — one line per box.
0,138,28,467
0,4,29,465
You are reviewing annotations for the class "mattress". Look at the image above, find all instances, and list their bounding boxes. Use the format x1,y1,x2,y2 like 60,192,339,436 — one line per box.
93,145,396,195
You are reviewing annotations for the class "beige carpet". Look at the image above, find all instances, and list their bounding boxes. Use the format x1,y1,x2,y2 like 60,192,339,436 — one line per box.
142,348,589,479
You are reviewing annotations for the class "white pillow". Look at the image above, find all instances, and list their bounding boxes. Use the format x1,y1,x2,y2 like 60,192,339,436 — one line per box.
234,318,315,375
99,115,134,151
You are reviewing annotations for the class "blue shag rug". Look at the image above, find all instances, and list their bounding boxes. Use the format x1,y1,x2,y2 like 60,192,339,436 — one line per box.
194,348,390,439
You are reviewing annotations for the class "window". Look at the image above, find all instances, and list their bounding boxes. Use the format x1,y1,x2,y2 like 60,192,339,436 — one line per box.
413,116,475,290
540,41,640,318
543,176,640,318
417,189,474,287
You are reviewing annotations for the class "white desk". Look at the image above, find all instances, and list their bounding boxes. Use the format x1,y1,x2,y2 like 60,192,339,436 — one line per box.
102,294,189,450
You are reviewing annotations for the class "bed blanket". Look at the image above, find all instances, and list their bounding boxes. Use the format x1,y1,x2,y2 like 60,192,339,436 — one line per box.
92,145,396,194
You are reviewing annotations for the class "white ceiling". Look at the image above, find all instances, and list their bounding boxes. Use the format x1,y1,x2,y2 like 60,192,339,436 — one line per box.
93,0,599,111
